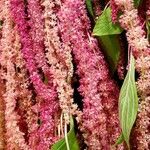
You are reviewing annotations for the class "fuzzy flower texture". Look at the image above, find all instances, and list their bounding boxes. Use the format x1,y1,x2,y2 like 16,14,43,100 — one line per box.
0,0,149,150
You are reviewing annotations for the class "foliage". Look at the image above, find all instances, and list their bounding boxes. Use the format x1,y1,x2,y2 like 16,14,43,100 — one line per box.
51,118,80,150
118,54,138,148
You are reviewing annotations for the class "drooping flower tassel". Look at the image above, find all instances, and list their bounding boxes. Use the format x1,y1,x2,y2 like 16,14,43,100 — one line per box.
10,0,59,149
13,28,39,141
58,0,123,149
114,0,149,58
27,0,54,86
0,0,5,20
110,0,119,23
42,0,78,127
134,56,150,150
0,1,29,149
41,1,80,149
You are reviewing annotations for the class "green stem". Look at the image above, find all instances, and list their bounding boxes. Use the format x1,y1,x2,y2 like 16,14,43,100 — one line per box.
64,121,70,150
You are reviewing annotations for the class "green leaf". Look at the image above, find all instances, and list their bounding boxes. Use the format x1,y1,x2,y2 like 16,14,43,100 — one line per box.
93,7,123,36
134,0,141,8
146,21,150,41
119,54,138,149
44,75,49,84
51,118,80,150
86,0,94,17
98,35,121,73
114,133,124,146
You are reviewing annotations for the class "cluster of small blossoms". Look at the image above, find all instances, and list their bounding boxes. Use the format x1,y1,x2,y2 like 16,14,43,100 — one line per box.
2,0,150,149
134,56,150,150
10,0,59,149
26,1,61,149
110,0,119,23
13,29,39,143
0,1,29,149
9,0,76,149
27,0,53,83
41,0,77,126
58,0,123,149
114,0,150,149
119,10,149,56
93,0,101,17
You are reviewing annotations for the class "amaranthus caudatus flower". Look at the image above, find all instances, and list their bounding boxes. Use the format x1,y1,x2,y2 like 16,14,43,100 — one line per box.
0,0,149,149
58,0,123,149
41,0,77,125
10,0,59,149
0,1,29,149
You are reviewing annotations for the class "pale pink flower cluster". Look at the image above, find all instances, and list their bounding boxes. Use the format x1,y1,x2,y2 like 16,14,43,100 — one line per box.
134,56,150,149
0,2,29,149
42,0,77,126
0,0,4,20
13,29,38,136
114,0,150,55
